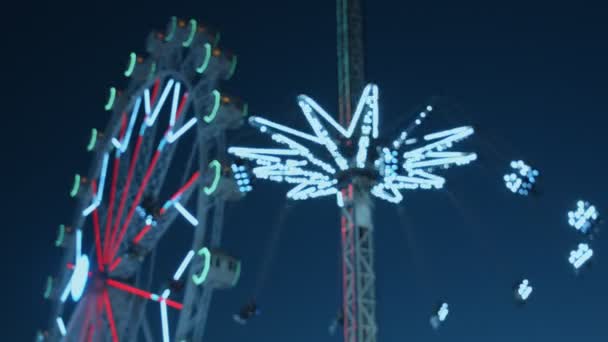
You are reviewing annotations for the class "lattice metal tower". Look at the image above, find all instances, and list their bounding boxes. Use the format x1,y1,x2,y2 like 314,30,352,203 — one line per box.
336,1,377,341
228,1,477,341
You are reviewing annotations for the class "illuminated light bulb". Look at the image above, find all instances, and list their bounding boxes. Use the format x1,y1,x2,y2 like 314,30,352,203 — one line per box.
568,200,600,234
569,243,593,269
517,279,533,301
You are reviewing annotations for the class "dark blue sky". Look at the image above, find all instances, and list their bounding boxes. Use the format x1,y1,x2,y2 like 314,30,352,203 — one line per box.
4,1,608,341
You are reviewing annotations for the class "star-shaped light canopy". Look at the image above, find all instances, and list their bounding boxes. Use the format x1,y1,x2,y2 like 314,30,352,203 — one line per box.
228,84,477,204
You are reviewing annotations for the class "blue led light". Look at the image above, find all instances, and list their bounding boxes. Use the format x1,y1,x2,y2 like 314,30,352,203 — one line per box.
504,160,539,196
568,200,599,234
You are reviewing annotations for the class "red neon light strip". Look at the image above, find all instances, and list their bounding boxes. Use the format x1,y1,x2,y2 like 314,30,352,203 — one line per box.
170,171,201,201
103,156,120,265
110,150,161,261
108,257,122,273
87,323,94,342
348,185,357,339
175,93,188,122
108,135,143,258
102,289,119,342
90,181,104,271
106,279,183,310
104,113,127,265
104,112,126,265
132,224,152,244
151,78,160,106
340,214,350,342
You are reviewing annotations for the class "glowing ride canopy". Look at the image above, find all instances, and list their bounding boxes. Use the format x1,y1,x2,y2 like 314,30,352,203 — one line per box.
228,84,477,204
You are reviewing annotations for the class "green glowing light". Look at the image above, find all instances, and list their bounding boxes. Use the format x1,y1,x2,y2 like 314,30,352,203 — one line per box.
165,16,177,42
104,87,116,111
148,62,157,79
203,90,221,123
70,175,81,198
124,52,136,77
55,225,66,247
86,128,97,152
231,260,241,287
226,55,238,80
43,276,53,299
182,19,197,47
196,43,211,74
204,160,221,195
192,247,211,285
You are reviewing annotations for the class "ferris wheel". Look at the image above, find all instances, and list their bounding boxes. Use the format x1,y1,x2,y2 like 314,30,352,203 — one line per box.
38,17,248,342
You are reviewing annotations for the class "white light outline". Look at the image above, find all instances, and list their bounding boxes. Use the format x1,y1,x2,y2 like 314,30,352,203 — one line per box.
146,79,176,126
160,289,170,342
174,202,199,226
82,152,110,216
167,117,198,144
228,83,476,204
173,250,195,281
56,317,67,336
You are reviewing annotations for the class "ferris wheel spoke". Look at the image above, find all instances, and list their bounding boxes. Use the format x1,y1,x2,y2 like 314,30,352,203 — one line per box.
109,132,145,260
102,289,119,342
106,279,183,310
110,79,190,259
129,170,201,247
103,152,122,266
110,146,164,261
104,118,127,266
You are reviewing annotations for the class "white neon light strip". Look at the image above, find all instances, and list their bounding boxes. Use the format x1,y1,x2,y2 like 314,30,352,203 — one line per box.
173,250,195,280
56,317,67,336
60,279,72,302
75,229,82,258
82,152,110,216
336,192,344,207
119,96,142,153
111,138,121,149
404,154,477,169
167,117,198,143
146,79,175,126
404,127,474,158
174,203,199,226
144,89,152,115
170,82,181,127
424,126,472,141
296,84,377,139
250,116,321,143
160,300,170,342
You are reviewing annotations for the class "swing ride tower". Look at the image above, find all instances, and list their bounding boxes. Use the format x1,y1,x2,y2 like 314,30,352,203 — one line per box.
336,0,378,341
229,0,477,341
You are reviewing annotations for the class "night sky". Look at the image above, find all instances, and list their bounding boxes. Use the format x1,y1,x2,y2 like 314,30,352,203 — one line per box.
4,1,608,341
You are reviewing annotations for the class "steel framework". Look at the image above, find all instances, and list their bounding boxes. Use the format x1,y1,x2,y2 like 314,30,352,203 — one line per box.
39,17,246,342
337,1,378,341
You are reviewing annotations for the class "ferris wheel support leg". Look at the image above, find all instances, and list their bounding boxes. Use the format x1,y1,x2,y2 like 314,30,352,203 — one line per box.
341,180,377,342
